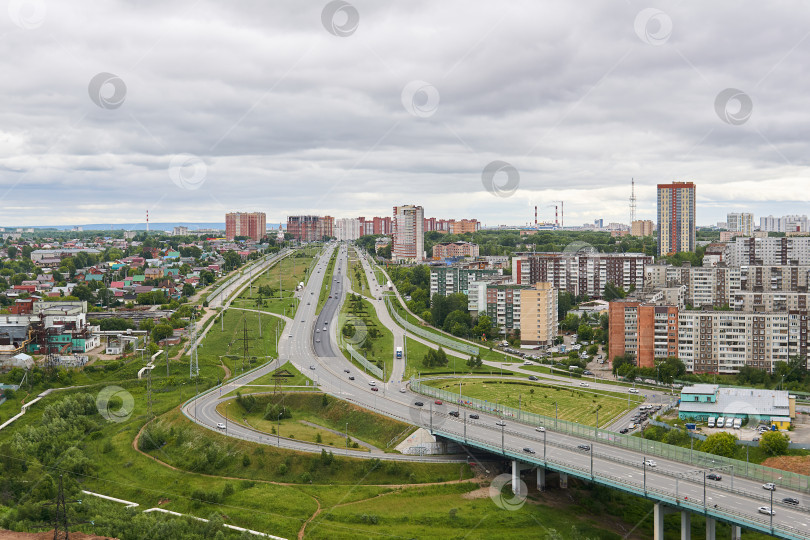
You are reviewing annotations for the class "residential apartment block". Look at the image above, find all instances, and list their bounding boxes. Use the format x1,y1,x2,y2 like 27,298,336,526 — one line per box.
726,236,810,266
657,181,696,256
225,212,266,241
432,241,480,260
727,212,754,237
474,284,527,334
392,205,424,262
520,282,558,347
513,252,651,299
286,215,334,242
430,266,502,297
609,300,807,374
760,214,809,233
630,220,654,237
334,218,361,241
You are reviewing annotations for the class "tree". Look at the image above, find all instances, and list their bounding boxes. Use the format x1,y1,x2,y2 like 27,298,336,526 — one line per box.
603,282,627,301
558,291,574,320
701,432,738,458
182,283,195,297
223,250,242,272
760,431,790,456
467,354,483,369
576,324,593,342
71,284,95,302
151,323,174,343
473,315,494,341
7,246,17,259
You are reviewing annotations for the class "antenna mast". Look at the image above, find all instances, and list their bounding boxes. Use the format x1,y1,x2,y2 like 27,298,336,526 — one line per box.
630,178,637,224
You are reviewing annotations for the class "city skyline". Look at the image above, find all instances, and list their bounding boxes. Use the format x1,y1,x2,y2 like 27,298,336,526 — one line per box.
0,2,809,226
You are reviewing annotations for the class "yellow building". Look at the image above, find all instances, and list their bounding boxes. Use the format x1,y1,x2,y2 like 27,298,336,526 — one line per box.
519,282,558,347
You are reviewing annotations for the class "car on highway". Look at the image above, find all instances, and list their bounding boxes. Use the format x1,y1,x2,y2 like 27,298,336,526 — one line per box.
315,328,320,333
619,428,629,434
399,388,406,393
783,497,800,505
495,420,506,426
307,302,310,305
449,411,460,417
758,506,775,516
577,444,590,451
315,339,321,343
629,388,639,394
536,426,545,432
579,382,589,387
348,376,355,380
433,400,442,405
522,447,536,454
309,365,315,370
368,381,376,386
371,387,379,391
216,422,226,430
528,376,538,381
763,483,776,491
414,401,424,406
706,473,722,481
643,459,657,467
344,369,350,373
469,414,479,419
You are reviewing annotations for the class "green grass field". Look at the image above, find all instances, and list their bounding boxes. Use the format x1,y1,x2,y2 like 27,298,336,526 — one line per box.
347,251,370,296
198,308,284,377
405,336,499,378
316,248,339,313
338,293,395,378
234,253,313,317
423,378,643,427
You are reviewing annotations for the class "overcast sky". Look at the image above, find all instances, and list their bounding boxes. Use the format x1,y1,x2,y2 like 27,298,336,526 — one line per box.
1,1,808,228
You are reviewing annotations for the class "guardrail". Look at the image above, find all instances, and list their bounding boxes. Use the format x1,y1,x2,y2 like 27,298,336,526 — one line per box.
385,296,479,355
346,344,383,379
410,378,810,493
433,425,807,540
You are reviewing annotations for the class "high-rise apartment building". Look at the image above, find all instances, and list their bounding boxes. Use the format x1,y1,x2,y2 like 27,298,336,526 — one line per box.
657,182,696,256
513,252,651,299
432,241,480,260
334,218,361,241
286,215,334,242
520,282,558,347
727,212,754,237
760,215,809,233
631,220,654,237
225,212,266,241
726,236,810,266
392,205,424,262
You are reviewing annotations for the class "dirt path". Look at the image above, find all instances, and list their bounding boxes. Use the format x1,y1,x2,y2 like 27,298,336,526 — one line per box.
297,496,322,540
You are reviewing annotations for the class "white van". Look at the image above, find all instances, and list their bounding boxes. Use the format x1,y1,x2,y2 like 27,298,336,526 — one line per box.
708,417,716,428
717,416,724,427
733,418,742,429
725,417,734,428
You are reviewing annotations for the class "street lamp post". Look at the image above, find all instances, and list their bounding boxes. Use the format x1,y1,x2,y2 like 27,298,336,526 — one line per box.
770,488,774,532
346,422,349,447
543,429,547,463
277,412,282,447
463,412,467,442
703,471,707,513
590,444,593,478
501,423,505,454
643,459,647,494
555,402,558,428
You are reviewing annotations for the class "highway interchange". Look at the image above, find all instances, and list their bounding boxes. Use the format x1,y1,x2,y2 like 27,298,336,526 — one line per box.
183,243,810,538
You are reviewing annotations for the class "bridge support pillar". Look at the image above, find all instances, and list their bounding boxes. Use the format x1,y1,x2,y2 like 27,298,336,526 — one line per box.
559,472,568,488
653,503,679,540
536,468,546,491
731,524,741,540
511,461,533,495
706,517,716,540
681,511,691,540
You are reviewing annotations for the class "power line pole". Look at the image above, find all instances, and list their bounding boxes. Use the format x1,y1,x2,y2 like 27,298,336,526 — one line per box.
147,362,153,417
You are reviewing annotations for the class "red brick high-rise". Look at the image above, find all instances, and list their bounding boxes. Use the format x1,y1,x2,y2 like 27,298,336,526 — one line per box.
225,212,266,241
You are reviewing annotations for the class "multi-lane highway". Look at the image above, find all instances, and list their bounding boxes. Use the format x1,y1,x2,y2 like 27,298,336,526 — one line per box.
183,242,810,539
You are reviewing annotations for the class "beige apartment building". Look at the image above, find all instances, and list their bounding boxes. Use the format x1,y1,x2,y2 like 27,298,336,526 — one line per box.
520,282,558,347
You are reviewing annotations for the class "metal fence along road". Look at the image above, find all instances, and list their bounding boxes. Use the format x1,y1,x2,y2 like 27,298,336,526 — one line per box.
346,343,384,379
386,296,479,356
411,378,810,493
